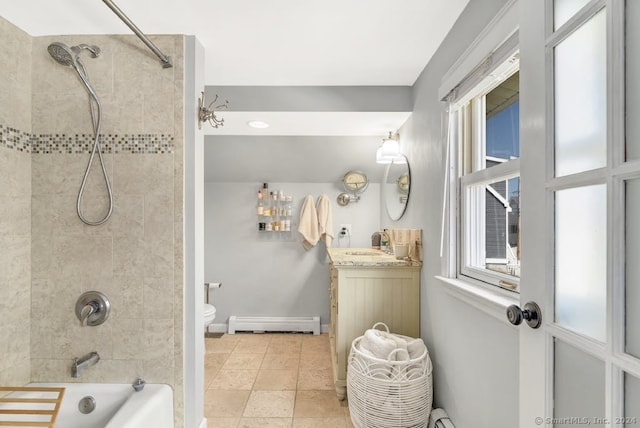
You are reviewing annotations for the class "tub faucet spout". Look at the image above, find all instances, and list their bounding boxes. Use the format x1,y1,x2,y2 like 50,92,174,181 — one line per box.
72,351,100,378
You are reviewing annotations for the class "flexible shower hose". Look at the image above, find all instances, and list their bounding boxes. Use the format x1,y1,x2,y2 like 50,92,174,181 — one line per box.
76,61,113,226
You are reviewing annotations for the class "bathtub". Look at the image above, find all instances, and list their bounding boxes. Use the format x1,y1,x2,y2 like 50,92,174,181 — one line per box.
0,382,173,428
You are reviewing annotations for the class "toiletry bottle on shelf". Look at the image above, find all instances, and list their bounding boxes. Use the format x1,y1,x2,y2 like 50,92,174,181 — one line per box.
257,183,269,231
257,199,264,216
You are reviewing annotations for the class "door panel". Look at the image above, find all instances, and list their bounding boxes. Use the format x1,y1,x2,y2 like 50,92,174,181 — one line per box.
626,179,640,359
625,373,640,425
519,0,640,425
555,185,607,341
553,9,606,177
554,340,605,427
626,0,640,160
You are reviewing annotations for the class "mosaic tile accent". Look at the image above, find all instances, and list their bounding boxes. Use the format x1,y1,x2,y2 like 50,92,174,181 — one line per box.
0,124,32,153
0,124,174,154
31,133,174,154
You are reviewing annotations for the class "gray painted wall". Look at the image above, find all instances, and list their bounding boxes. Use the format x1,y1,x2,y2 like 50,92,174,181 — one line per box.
204,181,381,327
383,0,519,427
202,2,520,426
204,136,385,184
205,86,412,112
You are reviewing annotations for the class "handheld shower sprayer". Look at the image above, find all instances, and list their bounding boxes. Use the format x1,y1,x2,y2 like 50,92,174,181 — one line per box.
47,42,113,226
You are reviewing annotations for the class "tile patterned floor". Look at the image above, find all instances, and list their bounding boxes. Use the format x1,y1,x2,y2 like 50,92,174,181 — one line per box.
204,333,354,428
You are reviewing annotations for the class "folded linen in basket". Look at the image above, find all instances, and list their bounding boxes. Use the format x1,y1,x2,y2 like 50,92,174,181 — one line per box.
359,328,407,360
407,337,426,359
356,346,393,379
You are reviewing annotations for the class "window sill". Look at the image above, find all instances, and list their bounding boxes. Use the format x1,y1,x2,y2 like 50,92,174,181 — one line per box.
434,275,520,326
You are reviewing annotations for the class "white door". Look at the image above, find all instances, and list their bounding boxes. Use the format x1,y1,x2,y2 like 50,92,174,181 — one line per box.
518,1,640,426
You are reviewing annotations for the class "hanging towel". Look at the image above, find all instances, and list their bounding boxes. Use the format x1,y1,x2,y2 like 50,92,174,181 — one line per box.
298,195,319,250
315,194,334,247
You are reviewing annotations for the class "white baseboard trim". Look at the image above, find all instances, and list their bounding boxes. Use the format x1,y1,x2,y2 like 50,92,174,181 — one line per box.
228,316,320,335
198,417,207,428
207,322,329,335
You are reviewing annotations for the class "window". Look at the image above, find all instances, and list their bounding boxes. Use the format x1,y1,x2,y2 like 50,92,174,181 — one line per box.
458,67,521,291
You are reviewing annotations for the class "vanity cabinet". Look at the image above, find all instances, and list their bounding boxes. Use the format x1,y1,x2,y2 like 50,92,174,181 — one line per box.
327,248,421,400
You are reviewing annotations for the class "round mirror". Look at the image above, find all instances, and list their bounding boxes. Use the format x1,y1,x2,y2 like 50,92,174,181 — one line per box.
383,155,410,221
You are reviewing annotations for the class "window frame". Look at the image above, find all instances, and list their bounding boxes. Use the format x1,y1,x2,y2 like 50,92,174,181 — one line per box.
436,0,522,315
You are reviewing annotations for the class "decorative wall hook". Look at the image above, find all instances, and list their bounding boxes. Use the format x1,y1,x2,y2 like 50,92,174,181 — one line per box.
198,92,229,129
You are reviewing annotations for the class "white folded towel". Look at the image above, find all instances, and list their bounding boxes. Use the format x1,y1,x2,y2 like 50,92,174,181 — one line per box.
359,329,406,361
407,337,427,359
297,195,319,250
315,194,334,247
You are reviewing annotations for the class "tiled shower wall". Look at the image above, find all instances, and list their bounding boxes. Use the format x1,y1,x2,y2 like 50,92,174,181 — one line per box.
0,17,32,387
0,17,186,425
29,34,185,426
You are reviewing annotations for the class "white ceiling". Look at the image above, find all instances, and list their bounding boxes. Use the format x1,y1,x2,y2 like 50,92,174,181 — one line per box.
3,0,469,135
3,0,469,86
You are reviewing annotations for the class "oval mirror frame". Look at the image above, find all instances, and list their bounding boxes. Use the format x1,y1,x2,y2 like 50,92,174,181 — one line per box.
383,155,411,221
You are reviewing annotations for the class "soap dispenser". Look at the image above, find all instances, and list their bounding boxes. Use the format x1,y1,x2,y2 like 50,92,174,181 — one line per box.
380,230,390,252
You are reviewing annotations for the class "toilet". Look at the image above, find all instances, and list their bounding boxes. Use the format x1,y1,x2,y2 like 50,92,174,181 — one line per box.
204,282,220,333
204,303,216,331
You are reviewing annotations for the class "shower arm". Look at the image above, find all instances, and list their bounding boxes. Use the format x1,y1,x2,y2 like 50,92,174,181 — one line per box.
102,0,173,69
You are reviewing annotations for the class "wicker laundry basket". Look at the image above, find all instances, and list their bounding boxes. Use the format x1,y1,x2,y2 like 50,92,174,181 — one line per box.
347,323,433,428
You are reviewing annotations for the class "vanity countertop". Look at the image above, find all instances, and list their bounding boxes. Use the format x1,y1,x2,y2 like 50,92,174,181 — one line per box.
327,248,422,267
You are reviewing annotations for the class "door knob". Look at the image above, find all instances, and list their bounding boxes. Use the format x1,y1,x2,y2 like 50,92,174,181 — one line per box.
506,301,542,329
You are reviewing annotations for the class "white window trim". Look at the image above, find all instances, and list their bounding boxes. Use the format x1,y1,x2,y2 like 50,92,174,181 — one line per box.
438,0,521,322
460,96,521,286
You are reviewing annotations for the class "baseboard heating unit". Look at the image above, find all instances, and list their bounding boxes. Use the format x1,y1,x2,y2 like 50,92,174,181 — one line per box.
228,316,320,335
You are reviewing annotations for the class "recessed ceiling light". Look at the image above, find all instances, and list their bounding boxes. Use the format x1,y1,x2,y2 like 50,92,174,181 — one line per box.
247,120,269,129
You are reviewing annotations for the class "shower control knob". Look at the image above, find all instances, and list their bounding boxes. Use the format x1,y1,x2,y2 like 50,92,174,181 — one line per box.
75,291,111,327
506,302,542,329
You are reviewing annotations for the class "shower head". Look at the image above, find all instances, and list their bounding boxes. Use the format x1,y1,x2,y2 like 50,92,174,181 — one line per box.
47,42,76,67
47,42,101,67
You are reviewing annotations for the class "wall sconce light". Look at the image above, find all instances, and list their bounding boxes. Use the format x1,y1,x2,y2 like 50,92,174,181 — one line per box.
198,92,229,129
376,131,404,164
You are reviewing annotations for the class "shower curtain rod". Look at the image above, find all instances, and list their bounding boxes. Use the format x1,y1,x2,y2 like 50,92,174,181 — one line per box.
102,0,173,68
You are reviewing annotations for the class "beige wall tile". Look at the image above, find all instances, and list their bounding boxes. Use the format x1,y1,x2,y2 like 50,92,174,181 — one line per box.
143,87,175,134
0,195,30,235
113,154,174,195
51,235,113,280
143,358,175,385
108,194,144,237
31,154,99,196
0,148,31,196
111,318,145,360
0,235,30,281
144,192,174,241
100,275,144,320
0,17,32,131
143,319,174,361
144,277,174,319
0,276,30,323
24,32,185,428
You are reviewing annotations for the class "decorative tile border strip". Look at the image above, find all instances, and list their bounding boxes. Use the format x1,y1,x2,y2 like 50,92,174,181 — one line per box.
0,125,31,153
0,125,174,154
